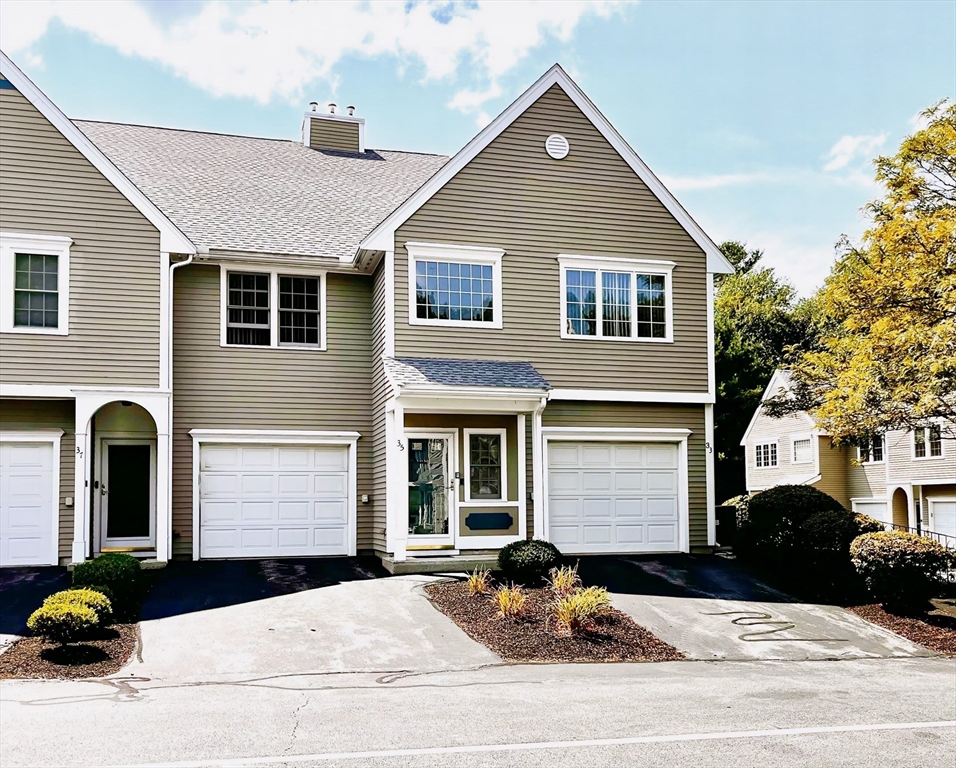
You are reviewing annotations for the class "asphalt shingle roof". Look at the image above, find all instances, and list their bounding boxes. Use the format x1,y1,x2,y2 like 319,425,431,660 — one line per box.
75,120,449,259
385,357,550,389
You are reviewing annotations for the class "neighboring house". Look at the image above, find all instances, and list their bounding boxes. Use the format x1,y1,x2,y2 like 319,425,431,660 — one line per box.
0,49,734,570
742,370,956,540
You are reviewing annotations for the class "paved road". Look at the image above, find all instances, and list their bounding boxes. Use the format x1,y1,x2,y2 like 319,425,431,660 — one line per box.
2,657,954,767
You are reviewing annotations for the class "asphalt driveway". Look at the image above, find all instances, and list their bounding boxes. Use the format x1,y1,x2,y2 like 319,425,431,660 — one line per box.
578,555,933,661
0,566,70,653
130,557,498,681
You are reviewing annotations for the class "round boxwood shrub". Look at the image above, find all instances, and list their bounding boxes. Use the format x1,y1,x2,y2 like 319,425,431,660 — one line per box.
72,553,141,607
739,485,846,564
853,513,885,537
722,494,752,527
43,588,113,625
800,509,860,567
497,539,562,585
850,531,951,609
27,602,99,645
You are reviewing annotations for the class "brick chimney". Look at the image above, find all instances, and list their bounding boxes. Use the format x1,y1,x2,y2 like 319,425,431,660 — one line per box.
301,101,365,153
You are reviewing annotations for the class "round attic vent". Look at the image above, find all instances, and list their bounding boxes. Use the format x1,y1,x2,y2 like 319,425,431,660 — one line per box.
545,133,570,160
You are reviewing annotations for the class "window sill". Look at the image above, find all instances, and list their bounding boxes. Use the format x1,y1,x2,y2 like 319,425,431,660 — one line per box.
912,455,945,461
1,326,68,336
560,332,673,343
220,342,327,352
409,317,502,330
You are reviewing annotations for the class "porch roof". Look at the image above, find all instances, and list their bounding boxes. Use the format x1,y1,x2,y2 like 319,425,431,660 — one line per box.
385,357,550,390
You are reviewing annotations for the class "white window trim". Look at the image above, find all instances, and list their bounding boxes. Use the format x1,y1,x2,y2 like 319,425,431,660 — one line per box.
219,263,327,351
856,435,885,464
754,440,778,468
558,254,675,343
0,429,63,566
791,434,814,465
911,425,945,460
0,232,72,336
463,428,508,504
405,241,505,330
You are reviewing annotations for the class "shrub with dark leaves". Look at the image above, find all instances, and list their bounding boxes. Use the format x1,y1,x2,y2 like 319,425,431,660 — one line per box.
851,531,951,609
497,539,562,585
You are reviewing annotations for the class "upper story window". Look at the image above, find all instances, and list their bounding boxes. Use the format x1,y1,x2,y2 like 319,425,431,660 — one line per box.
792,437,813,464
755,442,777,468
464,429,507,502
857,436,884,464
913,425,943,459
406,242,504,330
220,265,325,350
559,255,674,342
0,232,71,336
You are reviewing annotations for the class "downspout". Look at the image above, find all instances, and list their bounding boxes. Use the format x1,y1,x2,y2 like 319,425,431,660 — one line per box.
165,253,194,560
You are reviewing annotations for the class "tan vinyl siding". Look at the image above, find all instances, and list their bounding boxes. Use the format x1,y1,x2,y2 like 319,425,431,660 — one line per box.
0,398,75,561
394,84,709,392
541,401,708,549
848,459,887,500
171,264,374,557
887,427,956,484
0,84,161,386
369,261,389,552
744,410,818,492
812,438,850,509
309,118,360,153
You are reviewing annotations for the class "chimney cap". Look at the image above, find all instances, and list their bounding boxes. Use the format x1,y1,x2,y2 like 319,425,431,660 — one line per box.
327,102,337,114
309,101,318,112
346,105,356,116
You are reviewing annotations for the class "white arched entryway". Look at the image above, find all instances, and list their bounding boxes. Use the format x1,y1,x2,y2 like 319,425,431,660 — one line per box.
72,390,170,563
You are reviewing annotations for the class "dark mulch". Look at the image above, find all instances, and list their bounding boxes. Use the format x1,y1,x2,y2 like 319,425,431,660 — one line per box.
425,581,684,663
847,599,956,657
0,624,138,679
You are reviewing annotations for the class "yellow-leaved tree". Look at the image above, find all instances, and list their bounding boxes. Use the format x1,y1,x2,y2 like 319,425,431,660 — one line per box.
766,100,956,441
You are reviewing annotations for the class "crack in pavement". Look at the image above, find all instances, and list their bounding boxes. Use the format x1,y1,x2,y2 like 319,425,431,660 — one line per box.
285,694,309,754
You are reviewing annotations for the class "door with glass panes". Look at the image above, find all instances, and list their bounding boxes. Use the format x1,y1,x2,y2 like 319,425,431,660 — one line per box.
406,431,457,547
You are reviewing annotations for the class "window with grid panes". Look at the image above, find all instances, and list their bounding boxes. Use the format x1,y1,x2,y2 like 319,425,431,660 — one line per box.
227,272,270,345
279,275,320,346
14,253,58,328
415,260,494,322
469,433,502,500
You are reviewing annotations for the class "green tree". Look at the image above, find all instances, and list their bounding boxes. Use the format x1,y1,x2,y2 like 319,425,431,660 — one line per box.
766,100,956,440
714,242,809,500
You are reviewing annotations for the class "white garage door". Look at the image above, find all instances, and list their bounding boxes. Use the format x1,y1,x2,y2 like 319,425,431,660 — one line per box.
199,443,351,559
853,499,890,526
548,441,681,554
930,500,956,539
0,441,57,566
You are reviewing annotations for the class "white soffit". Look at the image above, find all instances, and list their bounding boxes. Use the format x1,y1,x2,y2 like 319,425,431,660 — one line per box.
0,49,195,255
359,64,734,275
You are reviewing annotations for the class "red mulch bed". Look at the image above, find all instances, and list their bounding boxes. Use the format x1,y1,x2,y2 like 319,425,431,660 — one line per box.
425,580,683,663
847,598,956,656
0,624,138,679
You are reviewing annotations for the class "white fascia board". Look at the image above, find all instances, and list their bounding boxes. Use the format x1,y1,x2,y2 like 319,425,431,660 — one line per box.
358,64,734,275
399,384,549,400
189,429,361,444
0,50,195,256
549,388,713,404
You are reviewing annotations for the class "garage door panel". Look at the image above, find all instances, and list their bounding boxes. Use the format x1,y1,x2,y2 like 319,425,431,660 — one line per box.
1,441,56,567
6,444,50,467
548,440,681,555
199,443,351,559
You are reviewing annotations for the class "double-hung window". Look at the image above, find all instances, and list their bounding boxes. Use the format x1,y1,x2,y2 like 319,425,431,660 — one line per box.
857,436,884,464
913,425,943,459
1,232,71,335
221,266,325,349
464,429,507,502
560,255,674,341
792,437,813,464
406,242,504,329
755,442,777,468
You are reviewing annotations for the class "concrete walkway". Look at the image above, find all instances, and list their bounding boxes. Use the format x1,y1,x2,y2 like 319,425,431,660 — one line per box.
578,555,934,661
131,559,498,681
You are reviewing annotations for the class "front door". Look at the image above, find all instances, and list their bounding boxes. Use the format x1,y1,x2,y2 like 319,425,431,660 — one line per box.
100,439,156,551
407,433,456,548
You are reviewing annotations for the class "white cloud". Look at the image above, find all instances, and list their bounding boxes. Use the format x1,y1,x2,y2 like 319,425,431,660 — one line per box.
823,132,887,172
0,0,624,112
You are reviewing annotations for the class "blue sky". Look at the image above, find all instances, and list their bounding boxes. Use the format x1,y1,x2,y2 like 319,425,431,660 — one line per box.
1,0,952,294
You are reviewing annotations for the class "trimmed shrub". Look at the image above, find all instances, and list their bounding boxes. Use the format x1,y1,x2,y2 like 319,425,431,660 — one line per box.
723,494,752,527
82,584,115,604
737,485,846,564
43,589,113,625
27,602,98,645
497,539,562,585
851,531,951,608
72,553,141,607
853,513,885,537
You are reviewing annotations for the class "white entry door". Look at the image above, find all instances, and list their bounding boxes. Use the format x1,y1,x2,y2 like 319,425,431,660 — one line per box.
0,441,57,566
547,441,682,554
199,443,352,558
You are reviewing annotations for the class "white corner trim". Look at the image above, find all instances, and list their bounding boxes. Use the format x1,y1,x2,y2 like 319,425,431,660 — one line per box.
358,65,733,275
0,52,195,255
548,388,713,404
706,272,716,397
705,403,715,546
218,263,328,351
0,429,63,566
0,232,71,336
462,428,508,504
383,249,396,357
405,241,504,330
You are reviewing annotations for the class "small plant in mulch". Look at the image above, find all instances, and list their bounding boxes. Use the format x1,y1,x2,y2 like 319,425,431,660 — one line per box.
466,567,493,597
492,584,527,619
551,586,611,637
547,564,582,598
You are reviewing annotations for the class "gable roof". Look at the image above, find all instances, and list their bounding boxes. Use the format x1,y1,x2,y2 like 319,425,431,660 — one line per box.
385,357,550,391
359,64,735,276
76,121,448,263
0,50,195,255
739,369,817,446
